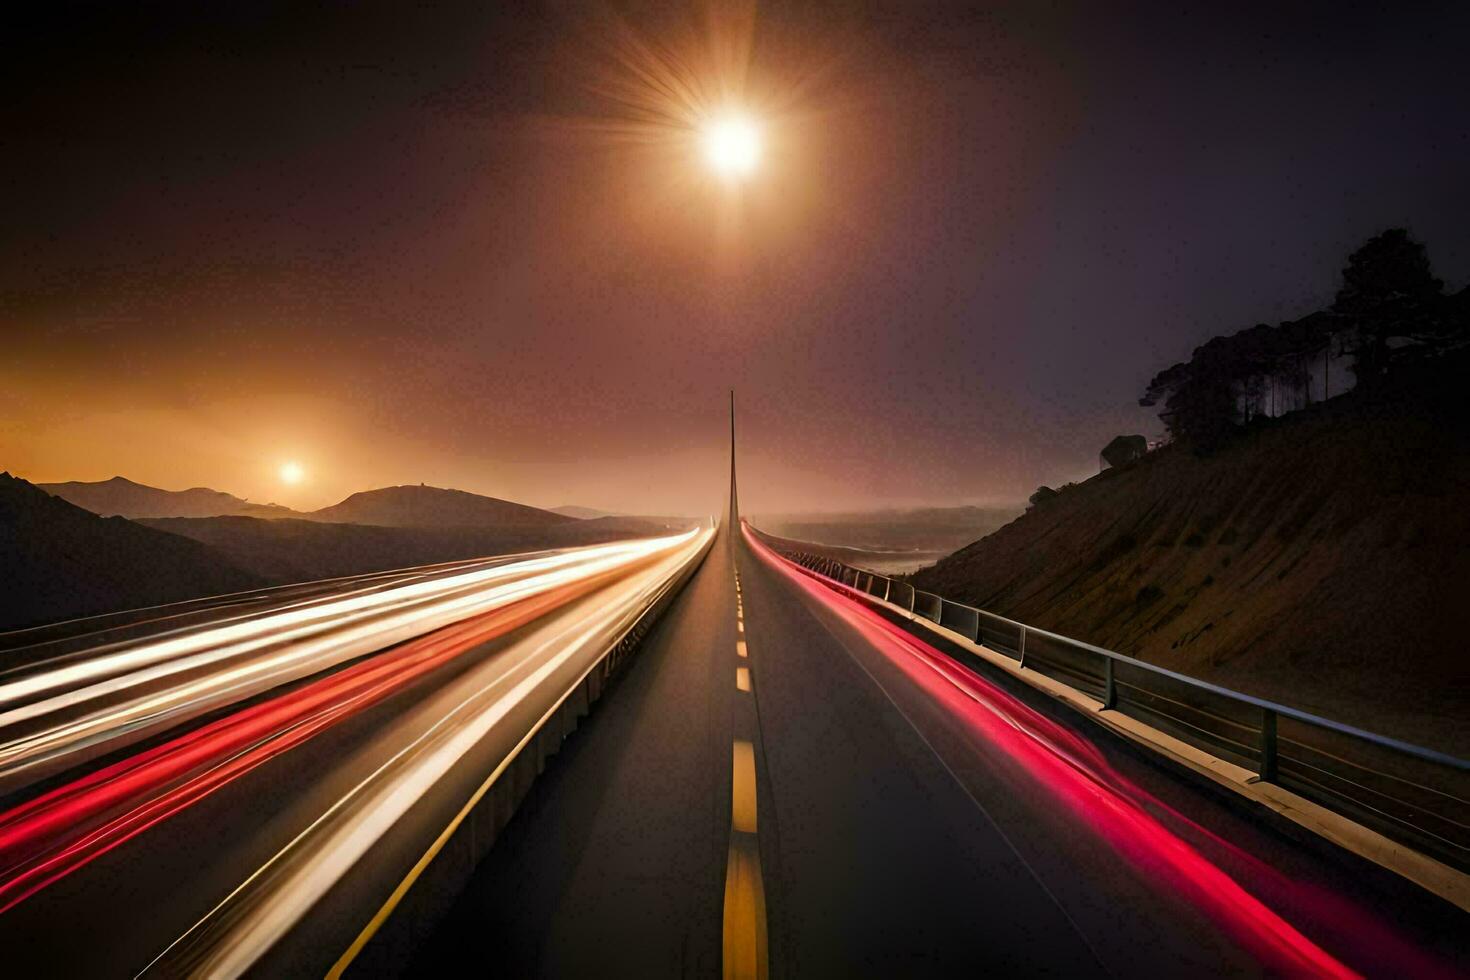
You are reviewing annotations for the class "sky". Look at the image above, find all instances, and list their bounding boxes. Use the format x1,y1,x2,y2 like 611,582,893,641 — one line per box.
3,1,1467,515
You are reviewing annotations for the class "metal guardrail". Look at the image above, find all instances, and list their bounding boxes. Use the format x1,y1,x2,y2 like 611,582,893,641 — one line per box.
775,544,1470,874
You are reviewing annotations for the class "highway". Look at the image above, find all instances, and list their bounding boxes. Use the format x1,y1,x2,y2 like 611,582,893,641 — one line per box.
0,529,714,975
0,514,1465,976
414,519,1469,978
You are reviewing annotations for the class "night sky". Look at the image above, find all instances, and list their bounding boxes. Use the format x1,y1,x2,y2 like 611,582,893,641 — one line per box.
4,1,1467,515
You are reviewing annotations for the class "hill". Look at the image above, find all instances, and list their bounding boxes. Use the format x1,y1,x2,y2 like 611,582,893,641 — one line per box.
38,476,298,519
551,508,700,531
40,479,616,531
910,360,1470,754
143,513,692,584
307,484,573,528
572,514,696,537
551,505,612,520
0,473,263,631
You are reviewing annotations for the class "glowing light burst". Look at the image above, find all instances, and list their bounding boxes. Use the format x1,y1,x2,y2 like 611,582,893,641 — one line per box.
702,114,761,178
551,4,776,193
278,461,305,485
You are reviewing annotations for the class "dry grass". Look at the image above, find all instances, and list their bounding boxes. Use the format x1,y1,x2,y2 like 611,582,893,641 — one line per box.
913,360,1470,755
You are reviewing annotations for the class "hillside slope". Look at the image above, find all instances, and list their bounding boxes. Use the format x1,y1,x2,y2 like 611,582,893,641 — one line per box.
0,473,263,630
307,485,572,528
551,505,612,519
144,514,690,584
39,476,297,519
911,364,1470,753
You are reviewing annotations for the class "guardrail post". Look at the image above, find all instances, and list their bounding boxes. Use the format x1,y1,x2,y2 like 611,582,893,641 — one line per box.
1259,708,1278,783
907,588,915,613
1018,625,1027,668
882,578,891,602
1102,656,1116,709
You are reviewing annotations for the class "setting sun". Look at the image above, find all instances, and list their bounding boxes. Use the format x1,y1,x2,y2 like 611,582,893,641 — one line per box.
278,461,305,485
702,114,761,179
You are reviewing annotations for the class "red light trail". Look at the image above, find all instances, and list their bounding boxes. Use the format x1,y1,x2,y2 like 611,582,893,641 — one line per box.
0,558,643,915
745,524,1456,979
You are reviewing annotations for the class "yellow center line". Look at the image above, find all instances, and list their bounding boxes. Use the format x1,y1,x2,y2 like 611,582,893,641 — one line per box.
730,739,757,834
724,741,766,978
722,835,767,980
726,568,767,979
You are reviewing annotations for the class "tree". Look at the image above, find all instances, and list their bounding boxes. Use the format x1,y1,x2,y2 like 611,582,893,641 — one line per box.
1332,229,1443,383
1140,230,1463,450
1140,334,1250,450
1101,434,1147,469
1279,311,1337,403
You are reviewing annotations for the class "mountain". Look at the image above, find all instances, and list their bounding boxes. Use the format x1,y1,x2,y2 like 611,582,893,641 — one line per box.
909,357,1470,754
551,504,699,528
306,484,574,528
571,514,696,537
144,513,692,584
0,473,263,631
551,505,614,520
41,478,604,529
2,470,688,631
38,476,298,520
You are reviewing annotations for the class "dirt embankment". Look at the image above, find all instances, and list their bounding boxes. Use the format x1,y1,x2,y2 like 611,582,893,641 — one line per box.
911,363,1470,754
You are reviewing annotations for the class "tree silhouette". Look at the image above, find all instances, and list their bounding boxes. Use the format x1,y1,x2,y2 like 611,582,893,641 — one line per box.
1141,229,1467,451
1332,228,1443,383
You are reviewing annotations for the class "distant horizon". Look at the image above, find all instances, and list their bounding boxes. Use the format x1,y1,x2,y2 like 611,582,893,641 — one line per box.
15,468,1032,519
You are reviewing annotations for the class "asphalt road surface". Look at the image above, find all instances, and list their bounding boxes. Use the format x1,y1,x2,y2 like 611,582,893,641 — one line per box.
0,531,713,976
0,520,1464,977
413,521,1469,979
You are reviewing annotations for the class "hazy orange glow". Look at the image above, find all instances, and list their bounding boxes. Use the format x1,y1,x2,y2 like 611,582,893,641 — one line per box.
0,3,1105,517
278,462,305,485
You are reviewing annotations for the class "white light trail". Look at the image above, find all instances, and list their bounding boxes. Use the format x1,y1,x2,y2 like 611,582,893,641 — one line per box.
0,531,698,792
140,528,712,977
